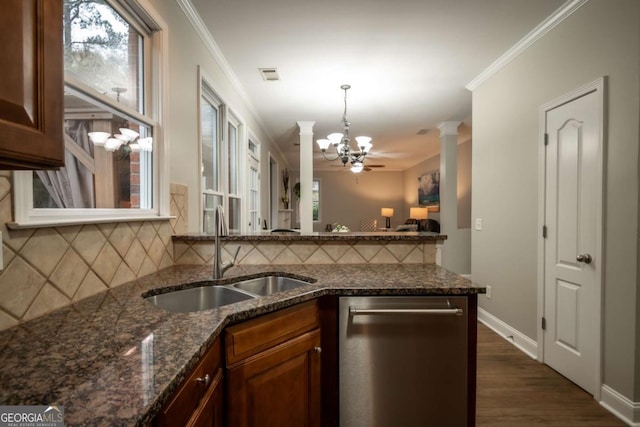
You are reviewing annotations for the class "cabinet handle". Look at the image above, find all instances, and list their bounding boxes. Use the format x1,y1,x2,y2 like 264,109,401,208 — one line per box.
314,346,322,353
349,307,463,316
196,373,211,387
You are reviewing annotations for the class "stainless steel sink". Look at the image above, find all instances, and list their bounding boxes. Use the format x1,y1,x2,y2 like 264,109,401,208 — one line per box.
145,285,254,313
229,275,310,296
145,275,313,313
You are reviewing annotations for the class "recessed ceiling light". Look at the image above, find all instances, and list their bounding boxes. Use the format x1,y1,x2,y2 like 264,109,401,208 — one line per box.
259,68,280,81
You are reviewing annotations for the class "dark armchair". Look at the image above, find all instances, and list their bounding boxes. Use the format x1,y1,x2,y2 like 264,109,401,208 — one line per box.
402,218,440,233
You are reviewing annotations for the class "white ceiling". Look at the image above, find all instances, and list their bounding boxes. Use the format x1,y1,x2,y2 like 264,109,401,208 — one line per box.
190,0,565,172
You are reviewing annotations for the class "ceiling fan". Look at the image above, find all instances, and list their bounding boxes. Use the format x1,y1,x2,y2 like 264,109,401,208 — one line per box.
330,164,386,172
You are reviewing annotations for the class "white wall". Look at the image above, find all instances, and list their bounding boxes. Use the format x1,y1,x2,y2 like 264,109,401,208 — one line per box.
472,0,639,401
149,0,288,233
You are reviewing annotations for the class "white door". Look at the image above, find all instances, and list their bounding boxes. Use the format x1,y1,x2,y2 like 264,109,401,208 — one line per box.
543,83,603,394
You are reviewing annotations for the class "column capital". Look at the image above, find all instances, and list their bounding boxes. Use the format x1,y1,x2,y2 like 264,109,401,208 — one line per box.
297,121,315,135
437,121,461,137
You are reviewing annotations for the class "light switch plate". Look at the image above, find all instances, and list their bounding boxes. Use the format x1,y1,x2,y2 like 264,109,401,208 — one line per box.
474,218,483,231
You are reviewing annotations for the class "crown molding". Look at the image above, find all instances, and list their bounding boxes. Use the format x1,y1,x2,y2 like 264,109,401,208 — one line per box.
466,0,590,91
175,0,282,155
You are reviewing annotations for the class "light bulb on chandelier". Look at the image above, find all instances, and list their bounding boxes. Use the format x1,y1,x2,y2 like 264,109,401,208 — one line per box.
88,127,153,153
316,84,372,174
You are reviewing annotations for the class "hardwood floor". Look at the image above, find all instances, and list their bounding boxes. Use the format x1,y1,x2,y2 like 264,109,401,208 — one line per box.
476,323,625,426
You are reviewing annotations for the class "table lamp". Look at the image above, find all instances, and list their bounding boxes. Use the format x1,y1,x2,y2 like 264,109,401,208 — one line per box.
381,208,394,229
409,207,428,230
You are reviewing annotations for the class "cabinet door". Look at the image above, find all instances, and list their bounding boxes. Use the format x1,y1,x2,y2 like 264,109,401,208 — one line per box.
226,329,321,427
187,369,224,427
0,0,64,169
156,339,223,427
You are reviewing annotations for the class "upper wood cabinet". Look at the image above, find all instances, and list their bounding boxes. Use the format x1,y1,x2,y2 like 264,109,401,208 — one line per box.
0,0,64,169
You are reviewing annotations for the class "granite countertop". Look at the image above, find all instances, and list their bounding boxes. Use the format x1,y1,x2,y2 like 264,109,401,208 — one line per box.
0,263,482,426
172,231,447,241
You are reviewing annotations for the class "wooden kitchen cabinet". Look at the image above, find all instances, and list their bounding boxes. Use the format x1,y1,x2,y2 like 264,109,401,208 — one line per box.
154,337,224,427
225,300,321,427
0,0,65,169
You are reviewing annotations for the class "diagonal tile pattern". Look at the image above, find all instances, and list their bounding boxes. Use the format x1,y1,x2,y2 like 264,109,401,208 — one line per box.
0,180,190,332
173,240,437,267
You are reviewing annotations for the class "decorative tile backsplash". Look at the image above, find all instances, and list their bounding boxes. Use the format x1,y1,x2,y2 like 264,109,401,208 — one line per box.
174,239,438,266
0,175,441,332
0,177,190,332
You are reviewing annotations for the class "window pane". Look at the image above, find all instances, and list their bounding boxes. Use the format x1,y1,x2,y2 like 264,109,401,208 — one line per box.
229,197,241,231
228,122,238,194
249,163,258,231
63,0,143,111
312,180,320,221
203,193,223,234
34,89,154,209
201,98,219,192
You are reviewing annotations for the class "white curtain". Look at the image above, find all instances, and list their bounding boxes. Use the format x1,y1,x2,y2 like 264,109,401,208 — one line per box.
36,120,95,208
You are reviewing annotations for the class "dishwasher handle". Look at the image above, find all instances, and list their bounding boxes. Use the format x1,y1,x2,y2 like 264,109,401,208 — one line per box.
349,306,463,316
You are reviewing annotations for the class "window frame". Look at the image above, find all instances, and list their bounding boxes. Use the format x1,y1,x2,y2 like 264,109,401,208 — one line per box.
198,69,247,234
199,76,224,233
10,0,170,228
246,134,261,232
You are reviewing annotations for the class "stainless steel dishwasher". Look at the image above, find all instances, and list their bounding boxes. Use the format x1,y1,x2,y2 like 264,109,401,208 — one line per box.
339,296,468,427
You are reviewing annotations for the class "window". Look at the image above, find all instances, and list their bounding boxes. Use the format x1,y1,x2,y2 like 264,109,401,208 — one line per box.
200,83,223,233
312,180,320,222
296,179,321,224
247,138,260,232
13,0,167,226
199,73,244,233
227,115,242,231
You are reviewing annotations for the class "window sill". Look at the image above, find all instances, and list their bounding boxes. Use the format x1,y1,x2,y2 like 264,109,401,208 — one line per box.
7,215,174,230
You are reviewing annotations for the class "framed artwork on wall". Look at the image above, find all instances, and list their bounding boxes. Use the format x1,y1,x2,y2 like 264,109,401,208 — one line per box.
418,170,440,210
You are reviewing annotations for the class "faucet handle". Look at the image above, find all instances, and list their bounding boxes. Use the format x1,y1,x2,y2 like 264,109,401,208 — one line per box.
231,246,241,264
221,246,241,272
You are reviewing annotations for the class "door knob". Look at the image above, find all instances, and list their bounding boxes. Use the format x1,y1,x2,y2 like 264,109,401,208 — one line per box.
576,254,592,264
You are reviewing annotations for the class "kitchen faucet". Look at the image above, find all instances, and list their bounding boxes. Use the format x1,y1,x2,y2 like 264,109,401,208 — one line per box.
214,206,240,279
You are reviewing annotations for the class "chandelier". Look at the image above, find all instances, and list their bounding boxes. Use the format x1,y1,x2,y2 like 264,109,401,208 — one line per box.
316,84,372,174
87,128,153,152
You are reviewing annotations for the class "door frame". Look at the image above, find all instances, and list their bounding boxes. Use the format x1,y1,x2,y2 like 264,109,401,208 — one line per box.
536,77,606,399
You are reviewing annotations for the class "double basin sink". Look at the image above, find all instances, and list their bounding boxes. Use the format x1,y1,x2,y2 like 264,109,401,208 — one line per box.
145,275,312,313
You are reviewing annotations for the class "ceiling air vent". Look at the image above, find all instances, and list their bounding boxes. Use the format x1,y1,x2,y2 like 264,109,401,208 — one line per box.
259,68,280,81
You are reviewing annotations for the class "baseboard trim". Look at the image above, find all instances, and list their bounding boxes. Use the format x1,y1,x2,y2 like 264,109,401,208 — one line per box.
477,307,538,359
600,385,640,426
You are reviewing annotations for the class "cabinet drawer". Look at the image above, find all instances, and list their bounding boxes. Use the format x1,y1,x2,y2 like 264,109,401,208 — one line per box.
225,300,319,365
156,338,222,427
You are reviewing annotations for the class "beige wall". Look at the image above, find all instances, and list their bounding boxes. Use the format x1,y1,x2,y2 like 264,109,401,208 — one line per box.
403,139,472,229
292,170,405,232
472,0,639,400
